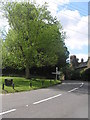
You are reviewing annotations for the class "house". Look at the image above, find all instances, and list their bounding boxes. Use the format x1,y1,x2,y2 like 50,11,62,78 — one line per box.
70,55,89,70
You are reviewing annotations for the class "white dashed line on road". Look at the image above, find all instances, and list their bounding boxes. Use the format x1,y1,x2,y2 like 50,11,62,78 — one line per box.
62,82,83,85
33,94,62,105
33,82,84,104
0,109,16,116
68,88,79,93
26,105,29,107
79,83,84,87
62,82,84,93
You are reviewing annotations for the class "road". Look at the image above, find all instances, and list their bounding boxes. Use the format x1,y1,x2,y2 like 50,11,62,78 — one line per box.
0,80,89,118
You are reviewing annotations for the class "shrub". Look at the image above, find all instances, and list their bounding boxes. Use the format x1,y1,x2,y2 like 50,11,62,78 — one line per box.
81,68,90,81
71,70,81,80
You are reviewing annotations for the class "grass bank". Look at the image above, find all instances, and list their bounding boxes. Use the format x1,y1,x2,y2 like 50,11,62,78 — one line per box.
0,76,61,94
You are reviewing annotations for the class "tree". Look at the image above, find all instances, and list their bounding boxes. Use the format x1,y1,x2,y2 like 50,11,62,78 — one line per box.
2,2,69,78
0,38,2,72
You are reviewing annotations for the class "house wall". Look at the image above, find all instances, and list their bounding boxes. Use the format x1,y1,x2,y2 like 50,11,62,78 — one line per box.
87,57,90,68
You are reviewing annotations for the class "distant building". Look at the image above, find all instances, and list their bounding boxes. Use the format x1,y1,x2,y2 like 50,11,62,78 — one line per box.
70,55,79,69
87,57,90,68
70,55,89,70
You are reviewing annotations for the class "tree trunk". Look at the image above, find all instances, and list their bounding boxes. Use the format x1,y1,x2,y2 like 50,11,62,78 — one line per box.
26,65,30,79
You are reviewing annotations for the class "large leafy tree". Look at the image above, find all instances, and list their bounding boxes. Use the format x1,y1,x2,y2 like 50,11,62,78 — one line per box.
2,2,69,78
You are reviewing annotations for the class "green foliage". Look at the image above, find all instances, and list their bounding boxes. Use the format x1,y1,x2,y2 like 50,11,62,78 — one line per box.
61,63,81,80
0,39,2,69
0,76,61,93
2,2,69,77
71,69,81,80
80,68,89,80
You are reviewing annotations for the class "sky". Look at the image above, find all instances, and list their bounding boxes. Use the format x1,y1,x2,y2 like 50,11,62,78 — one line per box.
0,0,89,62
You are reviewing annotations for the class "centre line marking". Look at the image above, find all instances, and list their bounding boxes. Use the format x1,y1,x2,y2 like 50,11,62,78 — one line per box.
62,83,82,85
68,88,78,93
0,109,16,116
33,94,62,105
26,105,29,107
80,83,84,87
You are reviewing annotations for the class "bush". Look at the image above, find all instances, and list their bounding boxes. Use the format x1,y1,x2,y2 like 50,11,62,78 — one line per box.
81,68,90,81
71,70,81,80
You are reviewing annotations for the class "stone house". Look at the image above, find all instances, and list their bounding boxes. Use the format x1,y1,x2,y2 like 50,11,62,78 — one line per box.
70,55,90,70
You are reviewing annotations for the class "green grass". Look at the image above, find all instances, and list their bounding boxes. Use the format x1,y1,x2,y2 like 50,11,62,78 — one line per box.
0,76,61,94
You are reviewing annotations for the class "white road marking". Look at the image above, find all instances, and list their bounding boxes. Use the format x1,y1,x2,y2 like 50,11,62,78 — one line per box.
0,109,16,116
33,82,84,104
33,94,62,105
62,83,82,85
80,83,84,87
68,88,78,93
26,105,28,107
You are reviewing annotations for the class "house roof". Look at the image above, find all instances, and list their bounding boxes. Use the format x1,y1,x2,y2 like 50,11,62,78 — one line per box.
75,62,87,69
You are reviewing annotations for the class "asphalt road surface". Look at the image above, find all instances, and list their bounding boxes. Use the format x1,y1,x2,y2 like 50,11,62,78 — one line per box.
0,80,89,118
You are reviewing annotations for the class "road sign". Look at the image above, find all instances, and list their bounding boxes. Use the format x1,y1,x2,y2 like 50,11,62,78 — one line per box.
52,67,60,80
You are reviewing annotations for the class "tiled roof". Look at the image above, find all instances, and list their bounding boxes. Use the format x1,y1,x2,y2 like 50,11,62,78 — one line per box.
75,62,87,69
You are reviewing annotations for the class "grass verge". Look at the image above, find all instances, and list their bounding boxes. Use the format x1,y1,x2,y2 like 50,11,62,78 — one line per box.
0,76,61,94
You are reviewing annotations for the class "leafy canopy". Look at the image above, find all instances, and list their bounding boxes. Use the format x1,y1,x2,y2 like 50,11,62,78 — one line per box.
2,2,69,70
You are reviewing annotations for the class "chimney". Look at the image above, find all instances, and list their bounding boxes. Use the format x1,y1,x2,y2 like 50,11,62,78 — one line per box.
81,58,84,63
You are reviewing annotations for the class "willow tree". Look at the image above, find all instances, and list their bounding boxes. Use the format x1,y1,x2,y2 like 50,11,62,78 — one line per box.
2,2,69,78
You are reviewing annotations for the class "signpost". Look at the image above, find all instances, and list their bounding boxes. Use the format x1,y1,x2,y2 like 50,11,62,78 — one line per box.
52,67,60,80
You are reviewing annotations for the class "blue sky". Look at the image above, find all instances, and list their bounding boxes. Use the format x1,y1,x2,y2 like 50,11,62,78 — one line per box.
67,2,88,16
55,1,88,62
58,2,88,16
64,2,88,53
0,0,89,62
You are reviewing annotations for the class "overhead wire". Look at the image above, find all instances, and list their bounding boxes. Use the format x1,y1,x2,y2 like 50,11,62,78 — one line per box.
70,2,88,13
57,6,88,24
54,2,89,36
64,28,88,36
53,2,89,37
65,4,87,17
0,1,89,37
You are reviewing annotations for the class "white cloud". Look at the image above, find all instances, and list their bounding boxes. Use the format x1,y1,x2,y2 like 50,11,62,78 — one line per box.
35,0,70,17
0,0,70,5
0,10,9,39
70,0,89,2
57,10,88,50
0,17,8,31
35,0,70,6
